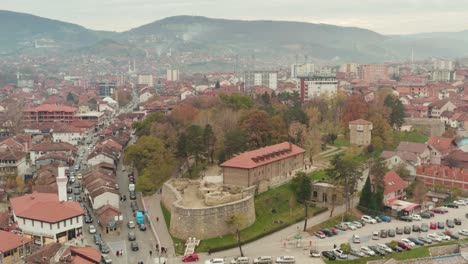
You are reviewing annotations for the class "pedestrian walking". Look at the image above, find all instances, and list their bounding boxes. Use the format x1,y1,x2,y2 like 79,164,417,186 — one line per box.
333,244,337,249
116,251,119,257
156,217,159,222
120,250,123,256
149,250,152,257
161,246,165,254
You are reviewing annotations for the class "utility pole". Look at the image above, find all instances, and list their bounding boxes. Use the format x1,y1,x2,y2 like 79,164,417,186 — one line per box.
303,200,309,232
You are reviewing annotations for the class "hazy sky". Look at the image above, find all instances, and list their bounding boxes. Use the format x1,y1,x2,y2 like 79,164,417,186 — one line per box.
2,0,467,34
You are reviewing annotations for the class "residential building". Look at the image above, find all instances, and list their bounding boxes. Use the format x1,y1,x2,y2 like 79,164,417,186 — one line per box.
358,64,388,83
243,71,278,91
348,119,373,146
22,104,77,123
310,181,344,206
298,74,338,101
380,151,417,175
291,63,316,78
137,74,154,86
51,125,83,146
372,171,408,207
30,142,74,165
0,149,28,178
429,100,457,118
10,192,84,246
98,81,116,97
431,70,456,82
166,69,179,81
427,137,455,165
339,63,359,76
82,170,119,210
396,141,431,164
432,58,454,70
416,164,468,189
221,142,305,193
0,230,32,264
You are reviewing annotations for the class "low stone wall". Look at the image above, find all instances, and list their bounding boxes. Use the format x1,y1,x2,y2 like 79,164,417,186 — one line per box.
162,180,256,240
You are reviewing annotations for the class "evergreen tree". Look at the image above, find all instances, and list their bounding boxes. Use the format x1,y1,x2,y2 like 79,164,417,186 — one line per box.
359,176,372,208
215,80,221,89
66,92,75,102
384,95,405,129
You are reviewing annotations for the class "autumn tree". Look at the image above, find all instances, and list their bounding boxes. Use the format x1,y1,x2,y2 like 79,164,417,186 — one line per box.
288,121,307,147
304,127,322,164
226,214,246,257
239,109,272,148
170,104,199,125
342,95,369,127
369,112,394,149
186,125,205,165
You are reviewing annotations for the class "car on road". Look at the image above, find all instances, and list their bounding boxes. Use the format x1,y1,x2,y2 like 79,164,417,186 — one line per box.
275,256,295,263
77,172,82,179
411,214,422,221
138,223,147,231
398,215,413,222
182,253,199,262
360,246,375,256
101,254,112,264
230,256,249,263
115,184,119,190
352,234,361,243
128,232,136,241
131,242,139,251
85,215,93,224
445,203,459,208
88,225,96,234
417,236,432,244
99,243,110,254
459,229,468,236
127,221,136,229
361,215,377,224
93,234,102,245
67,187,72,193
129,191,136,200
130,201,138,212
253,256,272,264
309,250,320,258
321,251,336,260
314,231,326,239
74,189,80,195
349,249,365,257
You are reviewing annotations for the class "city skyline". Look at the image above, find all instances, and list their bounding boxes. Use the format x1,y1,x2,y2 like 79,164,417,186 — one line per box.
2,0,468,35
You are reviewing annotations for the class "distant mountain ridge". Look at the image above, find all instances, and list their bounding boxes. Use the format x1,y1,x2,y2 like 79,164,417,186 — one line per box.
1,10,468,63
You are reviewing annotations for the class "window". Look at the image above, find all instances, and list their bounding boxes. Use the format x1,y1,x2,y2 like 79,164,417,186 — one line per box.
41,221,43,228
57,222,60,229
322,193,328,202
32,220,34,227
50,224,52,230
23,218,25,225
64,220,66,227
313,191,318,198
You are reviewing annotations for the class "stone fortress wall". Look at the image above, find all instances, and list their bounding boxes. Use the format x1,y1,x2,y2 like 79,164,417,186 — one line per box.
161,178,256,240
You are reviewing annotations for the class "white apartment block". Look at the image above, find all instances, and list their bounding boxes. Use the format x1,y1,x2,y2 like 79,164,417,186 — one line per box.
166,69,179,81
137,75,154,86
243,71,278,91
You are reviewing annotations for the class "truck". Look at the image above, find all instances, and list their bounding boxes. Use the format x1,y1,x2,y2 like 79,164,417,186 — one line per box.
135,211,144,225
129,183,135,192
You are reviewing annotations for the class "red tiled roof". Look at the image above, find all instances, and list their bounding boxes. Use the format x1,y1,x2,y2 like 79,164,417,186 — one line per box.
220,142,305,169
349,119,372,125
382,171,408,195
31,142,74,152
0,230,32,252
65,246,101,264
23,104,77,113
10,192,83,223
427,137,454,155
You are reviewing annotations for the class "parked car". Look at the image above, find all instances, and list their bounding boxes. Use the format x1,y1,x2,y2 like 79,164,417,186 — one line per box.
404,226,411,234
115,184,119,190
399,215,413,222
368,246,386,256
459,229,468,236
352,221,363,228
408,237,424,246
253,256,272,264
454,200,465,206
138,223,147,231
275,256,295,263
230,256,249,264
380,229,388,238
417,236,432,244
101,254,112,264
349,249,365,257
99,243,110,254
88,225,96,234
411,214,422,221
437,222,445,229
361,215,377,224
128,232,136,241
127,221,136,229
372,231,380,240
205,259,225,264
431,208,448,214
345,222,357,230
183,253,200,262
330,228,338,235
309,250,321,258
412,225,420,232
67,188,72,194
335,223,348,231
421,223,428,232
420,212,432,219
386,242,403,252
430,222,437,230
377,244,393,253
131,242,139,251
445,203,459,208
93,234,102,245
314,231,326,239
397,241,412,250
374,216,383,223
396,227,404,235
321,251,336,260
446,219,455,228
436,232,450,241
427,233,442,242
352,234,361,243
379,215,392,222
332,249,347,259
85,215,93,224
360,247,375,256
444,230,459,240
321,229,333,237
401,238,416,247
129,191,136,200
388,228,396,237
454,218,462,225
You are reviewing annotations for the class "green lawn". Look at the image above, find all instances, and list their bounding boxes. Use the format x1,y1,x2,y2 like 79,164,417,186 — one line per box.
308,170,329,181
333,136,350,147
325,239,468,264
392,130,428,147
163,183,323,254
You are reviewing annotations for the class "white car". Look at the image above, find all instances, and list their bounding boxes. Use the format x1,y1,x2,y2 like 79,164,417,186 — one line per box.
352,234,361,243
372,231,380,240
361,215,377,224
253,256,272,264
345,222,357,230
411,214,422,221
401,238,415,247
205,259,225,264
332,249,348,259
77,172,82,179
456,200,466,205
427,233,442,242
230,257,249,264
436,233,450,240
88,225,96,234
377,244,393,253
360,246,375,256
352,221,363,228
459,229,468,236
69,176,76,183
275,256,295,263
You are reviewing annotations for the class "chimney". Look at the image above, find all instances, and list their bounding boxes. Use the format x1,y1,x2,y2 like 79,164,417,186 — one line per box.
57,166,68,202
289,142,292,150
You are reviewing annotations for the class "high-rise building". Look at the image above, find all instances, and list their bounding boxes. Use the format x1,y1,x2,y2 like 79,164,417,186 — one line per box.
98,81,116,97
432,58,454,71
298,74,338,101
339,63,359,75
138,75,154,86
243,71,278,91
166,69,179,81
358,64,388,83
291,63,316,78
431,70,456,82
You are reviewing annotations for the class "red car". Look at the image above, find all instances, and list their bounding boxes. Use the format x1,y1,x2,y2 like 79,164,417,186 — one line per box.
430,222,437,229
431,208,448,214
397,241,412,250
182,253,199,262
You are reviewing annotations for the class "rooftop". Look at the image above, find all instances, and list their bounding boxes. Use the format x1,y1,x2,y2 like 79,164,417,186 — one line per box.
0,230,31,252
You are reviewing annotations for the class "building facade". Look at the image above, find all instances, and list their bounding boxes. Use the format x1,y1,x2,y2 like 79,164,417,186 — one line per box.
349,119,373,146
358,64,388,83
98,81,116,97
0,230,32,264
291,63,316,78
243,71,278,92
22,104,77,123
166,69,179,81
137,74,154,86
299,74,338,101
